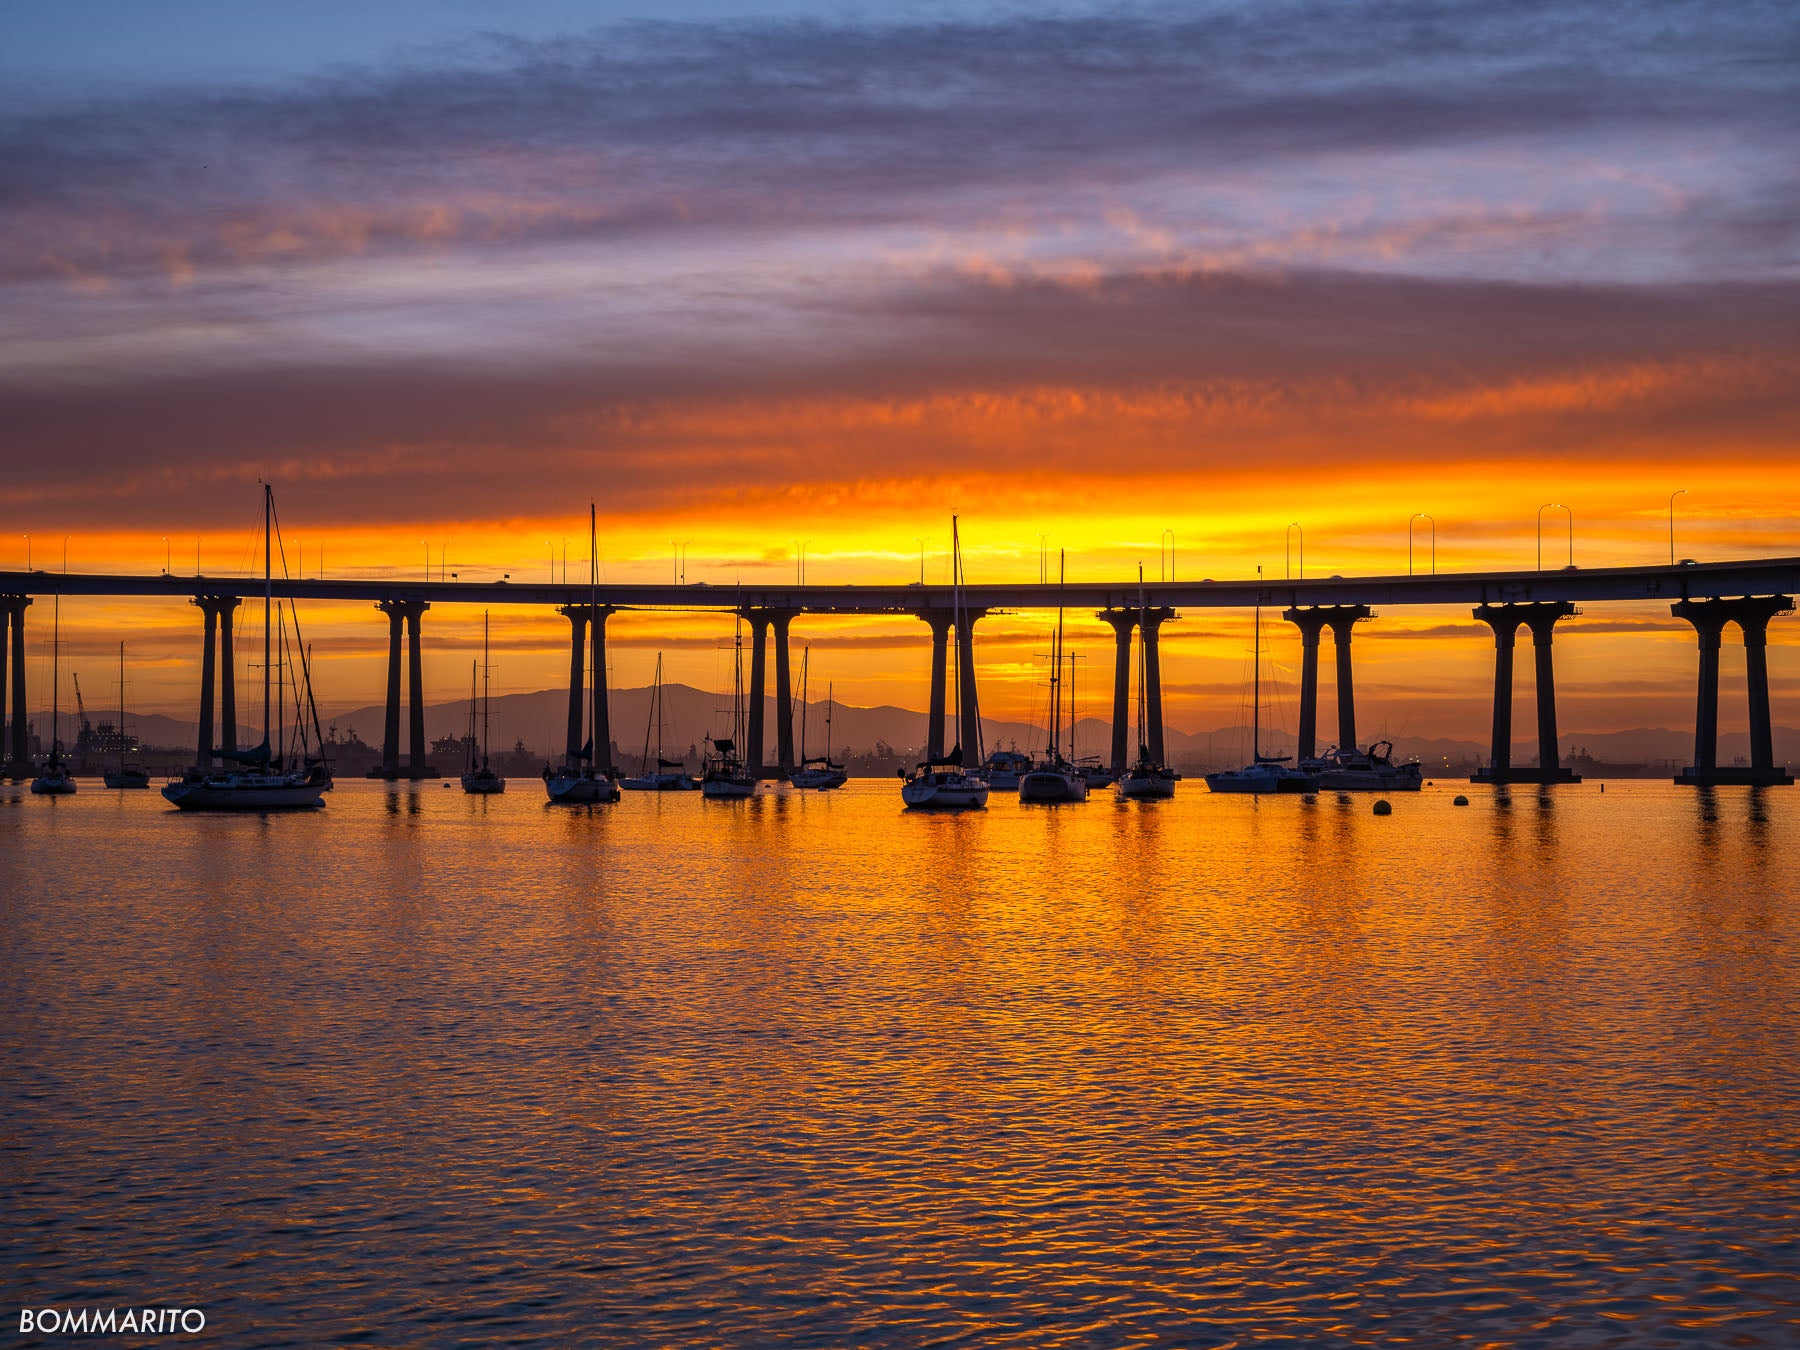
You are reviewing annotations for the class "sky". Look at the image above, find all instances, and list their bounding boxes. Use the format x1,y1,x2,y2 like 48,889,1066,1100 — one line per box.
2,0,1797,743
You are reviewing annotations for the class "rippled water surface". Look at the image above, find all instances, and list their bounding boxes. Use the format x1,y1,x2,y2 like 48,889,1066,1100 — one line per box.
4,778,1799,1346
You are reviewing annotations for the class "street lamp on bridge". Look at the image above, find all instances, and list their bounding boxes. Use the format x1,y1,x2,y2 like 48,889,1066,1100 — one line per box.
1409,513,1435,575
1668,488,1688,566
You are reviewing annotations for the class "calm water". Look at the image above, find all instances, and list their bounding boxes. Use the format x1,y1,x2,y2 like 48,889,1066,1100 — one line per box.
4,778,1798,1347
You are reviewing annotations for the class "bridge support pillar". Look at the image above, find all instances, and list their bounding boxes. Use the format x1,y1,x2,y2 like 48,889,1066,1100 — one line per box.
923,612,953,761
1471,602,1578,783
556,604,612,775
1099,611,1137,772
1283,605,1370,758
1141,609,1174,767
1673,596,1793,785
746,611,770,776
773,611,796,776
2,596,29,778
956,610,986,767
559,606,587,771
374,600,434,778
191,595,239,768
218,597,240,759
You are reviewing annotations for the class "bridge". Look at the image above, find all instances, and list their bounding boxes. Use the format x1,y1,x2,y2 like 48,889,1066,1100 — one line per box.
3,555,1796,787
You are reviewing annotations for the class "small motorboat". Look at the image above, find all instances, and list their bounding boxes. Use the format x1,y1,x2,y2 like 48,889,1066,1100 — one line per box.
979,747,1030,790
1312,741,1424,792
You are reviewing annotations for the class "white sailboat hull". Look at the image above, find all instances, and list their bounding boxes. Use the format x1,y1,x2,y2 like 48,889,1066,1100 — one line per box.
901,775,989,809
789,768,847,789
460,769,506,794
1018,769,1088,803
701,775,757,798
161,773,327,810
545,771,620,804
1116,770,1177,800
31,769,77,796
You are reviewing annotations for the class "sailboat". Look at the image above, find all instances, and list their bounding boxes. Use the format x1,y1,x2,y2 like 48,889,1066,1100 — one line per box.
621,653,697,790
1204,578,1314,795
30,592,76,795
103,641,151,788
1019,551,1088,803
901,517,989,809
545,505,621,803
789,650,847,789
702,612,756,798
460,613,505,794
162,485,332,810
1117,566,1177,800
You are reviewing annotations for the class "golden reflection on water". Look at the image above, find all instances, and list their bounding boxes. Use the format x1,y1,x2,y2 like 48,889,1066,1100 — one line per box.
3,779,1799,1345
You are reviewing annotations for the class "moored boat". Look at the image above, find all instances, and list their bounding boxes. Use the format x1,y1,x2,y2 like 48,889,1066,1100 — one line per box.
1018,550,1087,804
620,653,697,790
163,485,333,811
900,759,989,809
31,592,77,795
901,516,989,811
545,506,620,805
460,613,506,794
701,736,756,798
788,658,847,789
979,747,1030,790
1312,741,1424,791
1116,566,1177,801
701,615,757,798
1204,580,1314,796
102,641,150,788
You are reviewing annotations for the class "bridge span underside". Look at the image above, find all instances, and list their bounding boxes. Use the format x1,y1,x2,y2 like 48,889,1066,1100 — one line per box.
3,557,1796,786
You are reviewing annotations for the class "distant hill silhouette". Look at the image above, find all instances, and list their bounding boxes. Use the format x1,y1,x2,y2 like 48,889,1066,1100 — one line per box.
22,684,1792,775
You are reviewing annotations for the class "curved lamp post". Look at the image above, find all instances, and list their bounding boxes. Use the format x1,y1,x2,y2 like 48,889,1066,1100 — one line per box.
1409,513,1435,576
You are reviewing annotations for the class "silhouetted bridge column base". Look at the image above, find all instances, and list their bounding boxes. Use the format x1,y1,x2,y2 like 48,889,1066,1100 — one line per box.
1470,765,1582,786
367,598,439,780
1674,766,1794,787
1469,601,1580,785
1283,604,1371,759
1672,595,1793,787
1,594,30,780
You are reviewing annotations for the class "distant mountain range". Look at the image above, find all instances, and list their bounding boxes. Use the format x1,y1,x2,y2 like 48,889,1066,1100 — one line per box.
19,682,1786,774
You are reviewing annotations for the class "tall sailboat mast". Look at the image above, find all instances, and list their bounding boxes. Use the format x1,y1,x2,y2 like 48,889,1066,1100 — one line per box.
1050,550,1066,763
1253,566,1262,764
951,515,962,762
588,501,600,777
263,482,272,751
51,592,60,761
118,640,126,774
481,611,492,770
798,647,809,763
1137,565,1148,761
